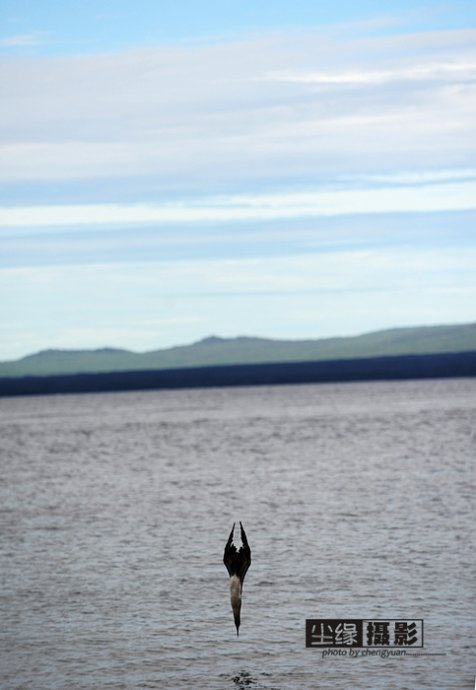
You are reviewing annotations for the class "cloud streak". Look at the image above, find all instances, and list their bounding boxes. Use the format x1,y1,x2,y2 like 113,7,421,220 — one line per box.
1,26,475,190
1,180,475,228
1,15,475,358
268,60,476,85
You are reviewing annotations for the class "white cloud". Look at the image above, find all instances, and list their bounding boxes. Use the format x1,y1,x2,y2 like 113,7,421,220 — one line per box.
268,61,476,85
0,26,475,186
344,168,476,185
3,245,475,304
1,22,475,358
1,180,475,228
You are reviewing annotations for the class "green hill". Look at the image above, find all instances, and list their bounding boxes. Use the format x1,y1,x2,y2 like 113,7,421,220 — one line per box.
1,323,475,378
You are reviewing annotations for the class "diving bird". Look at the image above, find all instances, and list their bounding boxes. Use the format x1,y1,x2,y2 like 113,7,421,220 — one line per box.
223,521,251,636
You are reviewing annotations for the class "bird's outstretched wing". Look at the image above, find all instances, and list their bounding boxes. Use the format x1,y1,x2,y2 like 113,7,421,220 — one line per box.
223,522,237,577
223,523,236,577
223,521,251,581
238,521,251,582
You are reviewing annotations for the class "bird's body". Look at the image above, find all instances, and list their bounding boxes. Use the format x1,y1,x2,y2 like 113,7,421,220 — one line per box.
223,522,251,636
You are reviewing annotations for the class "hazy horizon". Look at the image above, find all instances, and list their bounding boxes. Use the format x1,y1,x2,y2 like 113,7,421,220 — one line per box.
1,319,474,363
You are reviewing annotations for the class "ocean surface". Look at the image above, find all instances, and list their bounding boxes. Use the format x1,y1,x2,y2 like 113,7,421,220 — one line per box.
1,379,475,689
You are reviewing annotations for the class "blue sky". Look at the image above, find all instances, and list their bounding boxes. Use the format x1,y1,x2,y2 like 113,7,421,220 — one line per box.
1,1,475,359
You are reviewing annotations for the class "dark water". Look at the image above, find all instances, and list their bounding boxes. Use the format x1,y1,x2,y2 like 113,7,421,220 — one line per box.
1,380,475,689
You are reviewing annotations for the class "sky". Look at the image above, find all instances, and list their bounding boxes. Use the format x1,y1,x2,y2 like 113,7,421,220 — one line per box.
1,1,475,359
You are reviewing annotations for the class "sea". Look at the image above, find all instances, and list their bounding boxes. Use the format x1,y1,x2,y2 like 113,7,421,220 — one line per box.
0,379,475,690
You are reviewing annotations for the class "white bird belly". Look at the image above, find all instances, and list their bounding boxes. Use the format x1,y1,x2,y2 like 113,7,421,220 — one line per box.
229,574,242,607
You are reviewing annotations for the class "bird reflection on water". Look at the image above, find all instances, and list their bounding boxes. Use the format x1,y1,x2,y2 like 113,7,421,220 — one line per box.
232,670,256,687
231,670,282,689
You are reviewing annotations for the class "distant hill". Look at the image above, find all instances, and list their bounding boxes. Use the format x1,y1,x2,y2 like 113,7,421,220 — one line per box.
0,323,475,379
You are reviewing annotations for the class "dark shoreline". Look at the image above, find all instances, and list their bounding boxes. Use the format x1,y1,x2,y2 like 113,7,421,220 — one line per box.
1,350,475,397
